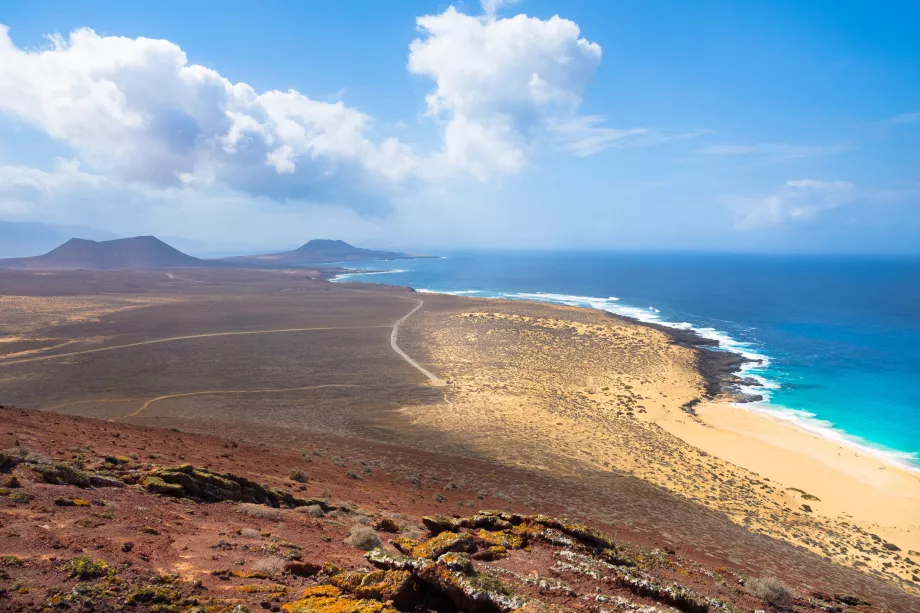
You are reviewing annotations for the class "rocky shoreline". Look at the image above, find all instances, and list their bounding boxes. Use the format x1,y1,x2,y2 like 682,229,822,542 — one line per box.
603,314,765,408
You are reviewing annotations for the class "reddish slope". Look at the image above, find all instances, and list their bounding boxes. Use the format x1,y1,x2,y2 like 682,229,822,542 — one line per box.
0,406,916,612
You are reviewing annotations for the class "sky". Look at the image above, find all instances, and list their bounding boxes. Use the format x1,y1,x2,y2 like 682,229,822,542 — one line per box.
0,0,917,253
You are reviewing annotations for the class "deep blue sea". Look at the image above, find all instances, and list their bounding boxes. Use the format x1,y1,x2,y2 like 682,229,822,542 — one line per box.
331,252,920,470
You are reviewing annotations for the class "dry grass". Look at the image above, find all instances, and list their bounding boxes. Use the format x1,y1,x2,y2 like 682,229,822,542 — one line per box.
343,524,381,551
289,468,308,483
252,555,287,577
239,528,261,538
747,577,793,609
238,503,281,521
295,504,325,518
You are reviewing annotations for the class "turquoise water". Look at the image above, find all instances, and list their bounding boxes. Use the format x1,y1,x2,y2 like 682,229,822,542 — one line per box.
331,252,920,470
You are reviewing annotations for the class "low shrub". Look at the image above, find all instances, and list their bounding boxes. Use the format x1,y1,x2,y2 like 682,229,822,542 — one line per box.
295,504,325,518
748,577,793,609
289,469,309,483
239,503,281,521
343,524,381,551
252,555,287,577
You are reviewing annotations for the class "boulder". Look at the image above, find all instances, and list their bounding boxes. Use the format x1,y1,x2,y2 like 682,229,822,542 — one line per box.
32,462,90,487
89,475,126,488
285,562,321,578
143,464,327,508
411,531,477,559
422,515,457,535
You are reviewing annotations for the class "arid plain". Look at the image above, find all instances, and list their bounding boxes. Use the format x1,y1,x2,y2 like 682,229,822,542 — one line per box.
1,267,918,609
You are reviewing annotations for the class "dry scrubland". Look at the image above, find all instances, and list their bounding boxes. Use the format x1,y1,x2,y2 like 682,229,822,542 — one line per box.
0,268,918,609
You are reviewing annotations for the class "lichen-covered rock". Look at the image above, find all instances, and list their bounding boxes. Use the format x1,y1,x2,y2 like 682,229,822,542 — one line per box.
473,546,508,561
88,475,126,488
456,514,514,531
374,518,400,533
529,515,616,549
33,462,90,487
415,562,524,613
390,537,420,555
365,549,523,613
143,464,329,509
365,548,422,573
281,585,399,613
411,531,477,559
438,552,474,574
0,451,21,471
329,569,417,608
471,511,616,550
422,515,457,535
142,475,185,497
475,529,525,550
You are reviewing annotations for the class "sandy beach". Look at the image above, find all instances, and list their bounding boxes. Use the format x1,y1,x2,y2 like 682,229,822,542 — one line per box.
667,399,920,561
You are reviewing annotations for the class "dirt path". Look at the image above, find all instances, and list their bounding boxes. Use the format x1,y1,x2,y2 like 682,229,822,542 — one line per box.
0,325,390,366
390,298,446,387
108,384,363,422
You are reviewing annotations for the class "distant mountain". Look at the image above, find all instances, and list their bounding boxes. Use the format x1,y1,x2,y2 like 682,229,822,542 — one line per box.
0,236,218,270
225,239,430,266
0,221,119,258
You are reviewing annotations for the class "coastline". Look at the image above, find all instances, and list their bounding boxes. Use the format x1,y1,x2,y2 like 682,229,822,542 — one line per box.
331,271,920,587
331,267,919,474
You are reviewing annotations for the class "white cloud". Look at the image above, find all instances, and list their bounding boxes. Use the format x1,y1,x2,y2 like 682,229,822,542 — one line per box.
553,116,709,156
0,7,704,236
481,0,523,18
698,142,852,162
408,7,604,176
728,179,857,229
0,25,420,213
883,111,920,125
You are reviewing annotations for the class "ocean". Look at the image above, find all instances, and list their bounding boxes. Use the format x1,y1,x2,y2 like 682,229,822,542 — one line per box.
331,251,920,470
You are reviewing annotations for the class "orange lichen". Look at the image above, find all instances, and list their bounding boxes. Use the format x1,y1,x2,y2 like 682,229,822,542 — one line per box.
281,584,399,613
411,531,475,559
475,529,525,550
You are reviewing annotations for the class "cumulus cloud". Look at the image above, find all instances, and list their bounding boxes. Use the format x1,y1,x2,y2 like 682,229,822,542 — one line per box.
408,7,603,177
728,179,858,229
0,25,418,213
0,5,702,235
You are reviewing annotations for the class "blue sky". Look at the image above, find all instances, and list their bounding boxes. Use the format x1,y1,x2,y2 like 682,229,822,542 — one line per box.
0,0,917,253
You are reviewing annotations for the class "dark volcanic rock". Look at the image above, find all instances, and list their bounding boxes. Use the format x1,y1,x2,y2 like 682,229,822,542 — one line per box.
143,464,331,508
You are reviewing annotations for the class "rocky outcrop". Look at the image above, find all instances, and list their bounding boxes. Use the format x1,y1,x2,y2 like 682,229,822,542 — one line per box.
281,585,399,613
142,464,333,509
365,547,523,613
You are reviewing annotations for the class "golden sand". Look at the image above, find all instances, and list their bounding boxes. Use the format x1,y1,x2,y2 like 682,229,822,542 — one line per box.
402,299,920,589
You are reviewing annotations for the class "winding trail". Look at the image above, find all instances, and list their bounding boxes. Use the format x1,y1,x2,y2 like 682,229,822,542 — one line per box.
108,384,361,422
12,293,447,420
390,299,446,387
0,325,389,367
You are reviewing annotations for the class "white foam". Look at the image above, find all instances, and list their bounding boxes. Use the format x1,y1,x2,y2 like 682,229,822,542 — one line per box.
739,400,920,472
331,269,406,281
416,289,481,295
